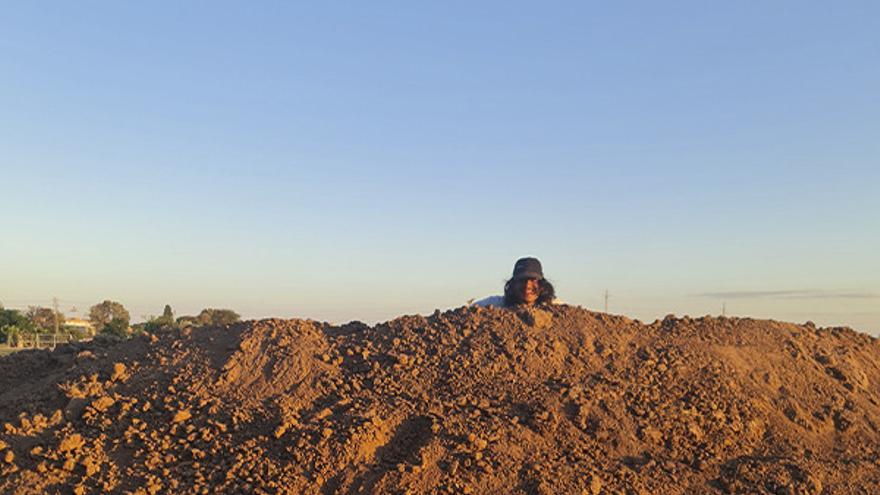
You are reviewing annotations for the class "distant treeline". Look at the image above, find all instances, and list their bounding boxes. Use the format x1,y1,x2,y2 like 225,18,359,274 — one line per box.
140,306,241,333
0,301,240,345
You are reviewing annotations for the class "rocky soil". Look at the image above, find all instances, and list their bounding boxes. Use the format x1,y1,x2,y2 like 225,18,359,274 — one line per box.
1,305,879,494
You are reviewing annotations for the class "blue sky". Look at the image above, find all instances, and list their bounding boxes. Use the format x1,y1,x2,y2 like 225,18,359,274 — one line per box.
1,2,878,333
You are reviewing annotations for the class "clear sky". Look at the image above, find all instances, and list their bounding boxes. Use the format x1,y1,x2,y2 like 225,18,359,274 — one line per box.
1,2,878,333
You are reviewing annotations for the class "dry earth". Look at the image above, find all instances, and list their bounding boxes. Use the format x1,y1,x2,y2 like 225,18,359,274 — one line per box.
1,305,879,494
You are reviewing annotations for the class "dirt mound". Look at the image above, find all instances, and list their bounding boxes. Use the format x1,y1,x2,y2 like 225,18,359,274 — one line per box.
1,305,879,494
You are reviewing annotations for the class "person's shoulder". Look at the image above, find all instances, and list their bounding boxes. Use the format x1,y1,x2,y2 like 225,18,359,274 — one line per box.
470,295,505,308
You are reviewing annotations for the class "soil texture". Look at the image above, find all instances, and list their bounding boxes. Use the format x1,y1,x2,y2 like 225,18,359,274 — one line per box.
1,305,879,494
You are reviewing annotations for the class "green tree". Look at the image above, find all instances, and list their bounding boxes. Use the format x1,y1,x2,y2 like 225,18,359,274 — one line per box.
196,308,241,326
5,325,22,347
64,325,91,341
89,300,130,333
162,304,174,321
0,308,35,344
144,304,176,333
102,317,130,338
175,315,197,329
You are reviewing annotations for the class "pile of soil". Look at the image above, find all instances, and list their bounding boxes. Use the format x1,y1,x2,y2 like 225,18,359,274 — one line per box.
1,305,879,494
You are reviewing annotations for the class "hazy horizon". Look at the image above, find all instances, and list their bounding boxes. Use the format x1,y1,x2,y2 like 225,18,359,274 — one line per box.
2,282,877,336
2,2,878,334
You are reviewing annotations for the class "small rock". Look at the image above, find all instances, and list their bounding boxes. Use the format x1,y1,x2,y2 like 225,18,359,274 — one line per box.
587,474,603,495
640,426,663,444
173,410,192,423
687,423,704,441
59,434,85,453
110,362,128,382
521,308,553,328
91,396,116,413
273,424,288,439
83,457,100,476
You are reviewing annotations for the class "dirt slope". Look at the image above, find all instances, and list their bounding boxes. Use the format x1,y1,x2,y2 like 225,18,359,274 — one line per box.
1,305,879,494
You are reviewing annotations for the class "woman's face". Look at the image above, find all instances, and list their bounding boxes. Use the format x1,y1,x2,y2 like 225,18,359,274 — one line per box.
522,278,540,305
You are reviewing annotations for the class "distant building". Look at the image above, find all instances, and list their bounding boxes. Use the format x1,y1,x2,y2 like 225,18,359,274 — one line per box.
64,318,95,336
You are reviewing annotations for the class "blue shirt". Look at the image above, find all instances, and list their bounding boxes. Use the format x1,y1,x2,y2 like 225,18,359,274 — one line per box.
470,295,506,308
469,295,562,308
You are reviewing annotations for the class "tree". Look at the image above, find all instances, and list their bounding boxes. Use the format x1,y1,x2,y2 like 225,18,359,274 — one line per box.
102,317,130,338
0,308,35,344
143,304,176,333
196,308,240,326
26,306,61,332
175,315,197,329
1,308,30,329
65,324,91,341
4,325,22,347
89,300,130,333
162,304,174,321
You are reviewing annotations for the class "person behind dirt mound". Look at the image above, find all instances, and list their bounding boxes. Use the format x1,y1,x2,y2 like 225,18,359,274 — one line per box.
471,257,558,308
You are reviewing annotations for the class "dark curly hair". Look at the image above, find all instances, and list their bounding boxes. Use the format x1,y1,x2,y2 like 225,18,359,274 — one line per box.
503,277,556,307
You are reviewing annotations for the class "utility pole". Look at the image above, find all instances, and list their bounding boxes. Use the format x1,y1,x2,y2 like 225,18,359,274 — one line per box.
604,289,610,313
52,297,60,349
722,302,727,317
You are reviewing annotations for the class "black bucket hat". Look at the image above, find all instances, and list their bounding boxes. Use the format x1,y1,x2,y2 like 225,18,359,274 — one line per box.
512,257,544,281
